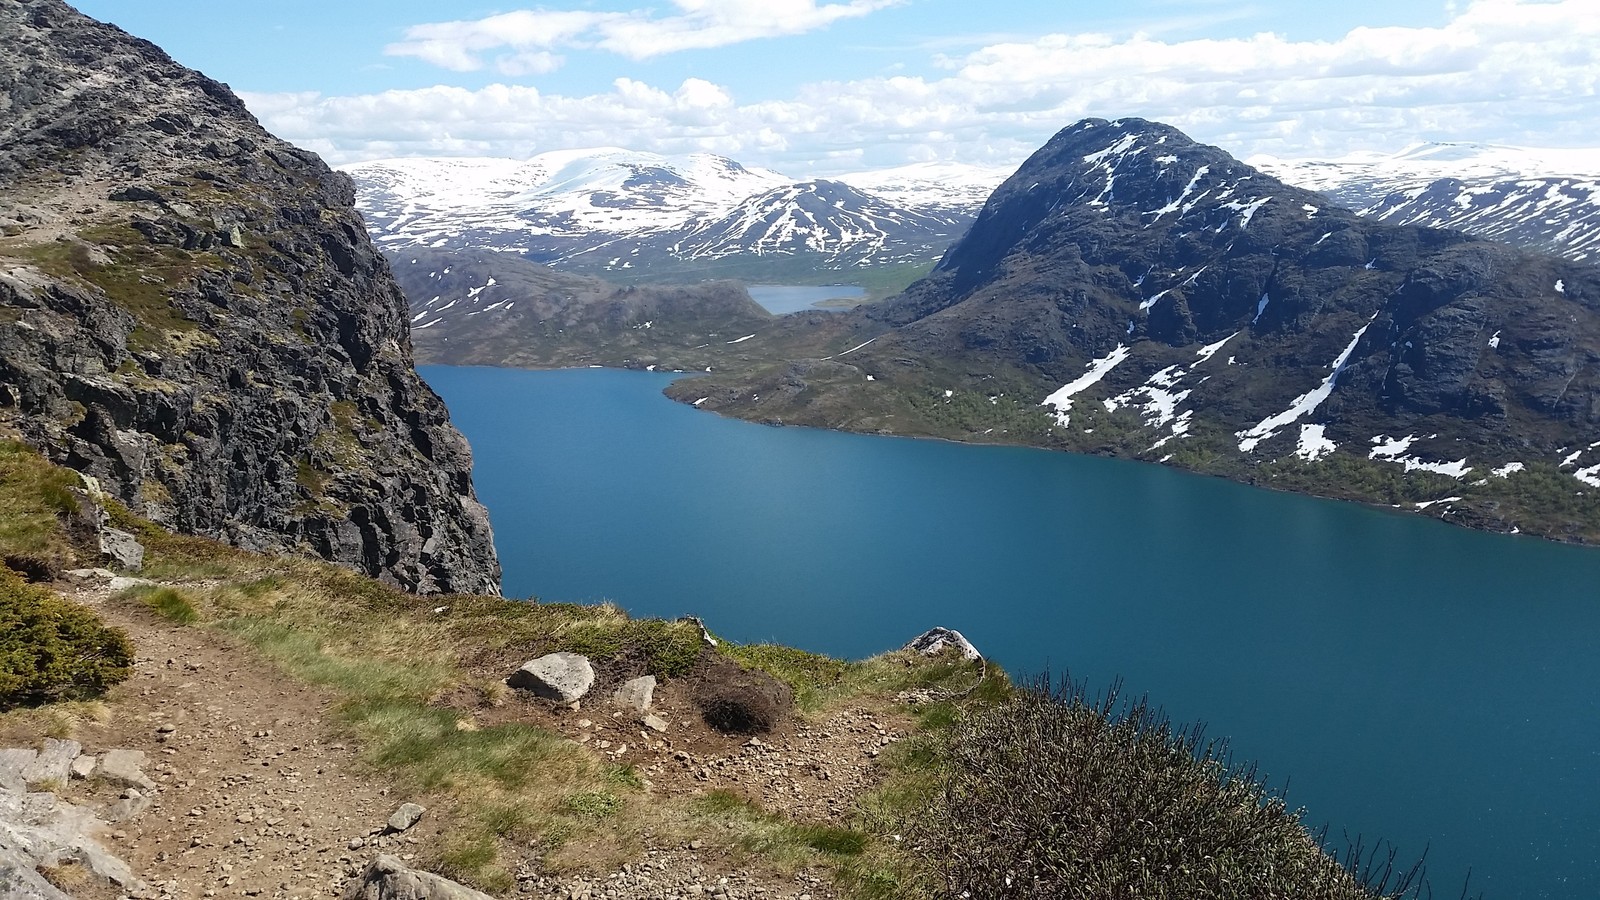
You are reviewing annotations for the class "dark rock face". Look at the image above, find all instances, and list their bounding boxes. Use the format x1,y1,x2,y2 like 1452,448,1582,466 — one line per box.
0,0,500,594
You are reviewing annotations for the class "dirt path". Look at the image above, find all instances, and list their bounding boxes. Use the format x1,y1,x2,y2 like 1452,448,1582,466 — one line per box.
1,579,916,899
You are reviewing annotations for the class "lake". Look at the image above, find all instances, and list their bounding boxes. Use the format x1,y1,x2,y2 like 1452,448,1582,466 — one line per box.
423,365,1600,900
744,283,865,314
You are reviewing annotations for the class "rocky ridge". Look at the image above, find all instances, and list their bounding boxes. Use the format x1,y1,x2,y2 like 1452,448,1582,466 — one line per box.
0,0,499,593
672,118,1600,540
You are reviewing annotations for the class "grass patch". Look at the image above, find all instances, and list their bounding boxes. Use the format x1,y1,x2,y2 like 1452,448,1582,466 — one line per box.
563,790,622,820
690,790,875,868
0,440,89,575
124,585,200,623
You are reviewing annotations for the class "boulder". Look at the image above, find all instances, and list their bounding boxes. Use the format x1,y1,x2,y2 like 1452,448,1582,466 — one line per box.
613,675,656,714
506,653,594,703
343,854,496,900
68,756,95,781
385,802,425,834
0,787,146,895
904,627,983,661
0,750,37,793
20,740,79,788
98,528,144,572
94,749,155,792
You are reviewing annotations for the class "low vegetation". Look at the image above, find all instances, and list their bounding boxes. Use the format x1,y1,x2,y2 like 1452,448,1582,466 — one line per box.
0,568,133,710
916,678,1425,899
0,437,1435,897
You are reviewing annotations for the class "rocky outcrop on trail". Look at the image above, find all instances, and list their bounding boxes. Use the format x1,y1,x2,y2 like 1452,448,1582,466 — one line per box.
0,0,499,593
0,739,153,898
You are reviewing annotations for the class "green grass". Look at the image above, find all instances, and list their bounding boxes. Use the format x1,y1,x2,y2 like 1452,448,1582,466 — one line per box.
126,585,200,624
690,789,875,866
0,440,88,574
2,224,216,352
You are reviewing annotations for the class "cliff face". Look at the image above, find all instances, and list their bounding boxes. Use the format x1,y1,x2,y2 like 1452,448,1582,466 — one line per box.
0,0,500,594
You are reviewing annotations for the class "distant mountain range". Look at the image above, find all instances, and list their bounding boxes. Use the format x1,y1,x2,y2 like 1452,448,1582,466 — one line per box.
1254,143,1600,262
347,150,1009,276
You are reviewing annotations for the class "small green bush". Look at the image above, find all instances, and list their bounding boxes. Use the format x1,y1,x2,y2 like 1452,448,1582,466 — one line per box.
0,569,134,709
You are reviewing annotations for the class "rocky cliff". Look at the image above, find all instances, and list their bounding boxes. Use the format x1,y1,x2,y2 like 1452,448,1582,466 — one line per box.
0,0,500,593
673,118,1600,540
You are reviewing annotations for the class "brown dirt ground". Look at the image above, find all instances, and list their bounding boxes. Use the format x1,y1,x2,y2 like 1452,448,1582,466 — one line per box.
2,577,915,899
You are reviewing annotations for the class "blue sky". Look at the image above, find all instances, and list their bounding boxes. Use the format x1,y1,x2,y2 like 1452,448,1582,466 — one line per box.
70,0,1598,175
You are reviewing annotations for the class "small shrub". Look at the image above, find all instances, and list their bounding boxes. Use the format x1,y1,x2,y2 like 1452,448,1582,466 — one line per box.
917,677,1423,900
0,569,134,709
794,824,870,856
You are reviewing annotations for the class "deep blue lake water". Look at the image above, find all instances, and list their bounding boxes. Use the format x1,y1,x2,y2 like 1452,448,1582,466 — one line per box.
422,365,1600,900
744,283,865,314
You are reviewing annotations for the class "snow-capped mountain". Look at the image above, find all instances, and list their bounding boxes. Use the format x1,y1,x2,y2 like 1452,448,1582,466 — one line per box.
834,162,1012,214
670,179,971,267
349,149,789,259
1253,143,1600,261
346,149,1001,275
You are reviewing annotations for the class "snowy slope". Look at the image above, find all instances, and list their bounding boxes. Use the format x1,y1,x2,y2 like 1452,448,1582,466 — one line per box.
671,179,970,267
835,162,1012,214
349,149,789,251
346,149,991,274
1252,143,1600,261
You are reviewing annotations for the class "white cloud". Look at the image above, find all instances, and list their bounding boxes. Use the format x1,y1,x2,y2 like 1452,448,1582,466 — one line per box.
258,0,1600,174
385,0,901,71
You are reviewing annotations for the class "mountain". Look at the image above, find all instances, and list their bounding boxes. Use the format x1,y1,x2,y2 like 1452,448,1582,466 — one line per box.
668,179,969,268
670,118,1600,541
349,149,790,265
835,161,1013,216
0,0,499,593
1254,143,1600,262
390,248,781,371
347,151,1004,278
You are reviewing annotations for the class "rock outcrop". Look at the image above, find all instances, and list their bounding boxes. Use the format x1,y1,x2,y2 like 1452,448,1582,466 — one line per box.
0,0,500,593
0,741,150,898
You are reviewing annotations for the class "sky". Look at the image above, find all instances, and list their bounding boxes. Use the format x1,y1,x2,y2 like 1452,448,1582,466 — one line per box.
71,0,1600,177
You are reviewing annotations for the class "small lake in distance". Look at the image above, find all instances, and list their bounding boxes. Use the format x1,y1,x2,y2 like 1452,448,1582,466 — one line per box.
744,283,865,314
423,365,1600,900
